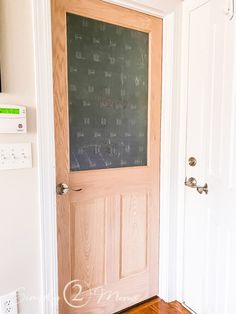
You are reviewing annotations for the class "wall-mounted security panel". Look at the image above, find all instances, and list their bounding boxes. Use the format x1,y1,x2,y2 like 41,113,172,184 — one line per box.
0,105,27,133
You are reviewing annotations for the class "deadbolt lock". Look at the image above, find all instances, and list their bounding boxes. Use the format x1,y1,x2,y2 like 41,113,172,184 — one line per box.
188,157,197,167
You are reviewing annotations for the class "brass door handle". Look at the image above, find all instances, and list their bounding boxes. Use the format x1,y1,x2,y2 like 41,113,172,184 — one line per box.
185,177,208,194
56,183,82,195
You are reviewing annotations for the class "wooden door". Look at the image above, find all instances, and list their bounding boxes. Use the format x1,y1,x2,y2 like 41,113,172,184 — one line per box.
51,1,162,313
183,0,236,313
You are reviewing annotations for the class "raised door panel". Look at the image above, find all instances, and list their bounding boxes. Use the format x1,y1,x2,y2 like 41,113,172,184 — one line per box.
71,198,106,290
121,192,148,278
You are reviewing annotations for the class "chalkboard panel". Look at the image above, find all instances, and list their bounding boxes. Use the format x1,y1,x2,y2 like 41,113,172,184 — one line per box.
67,13,149,171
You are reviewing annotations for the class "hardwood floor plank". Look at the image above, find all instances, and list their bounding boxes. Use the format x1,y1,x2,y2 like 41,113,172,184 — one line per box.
121,297,191,314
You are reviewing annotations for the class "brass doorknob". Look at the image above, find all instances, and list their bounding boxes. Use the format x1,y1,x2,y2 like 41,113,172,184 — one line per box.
185,177,197,188
184,177,208,194
56,183,82,195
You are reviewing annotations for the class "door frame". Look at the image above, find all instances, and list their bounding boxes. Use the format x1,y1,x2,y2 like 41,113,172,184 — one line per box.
33,0,181,313
33,1,58,313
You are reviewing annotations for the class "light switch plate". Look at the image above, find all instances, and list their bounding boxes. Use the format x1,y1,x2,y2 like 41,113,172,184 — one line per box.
0,143,32,170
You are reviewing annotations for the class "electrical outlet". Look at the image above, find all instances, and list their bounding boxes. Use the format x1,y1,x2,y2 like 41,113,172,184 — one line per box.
0,292,18,314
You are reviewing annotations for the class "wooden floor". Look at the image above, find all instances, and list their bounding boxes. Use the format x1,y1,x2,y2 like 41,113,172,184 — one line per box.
121,297,191,314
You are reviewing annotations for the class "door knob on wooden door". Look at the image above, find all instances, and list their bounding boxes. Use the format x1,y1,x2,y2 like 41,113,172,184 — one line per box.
185,177,208,194
56,183,82,195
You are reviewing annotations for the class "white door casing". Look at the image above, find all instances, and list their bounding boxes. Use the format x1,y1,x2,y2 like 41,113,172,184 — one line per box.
183,0,236,313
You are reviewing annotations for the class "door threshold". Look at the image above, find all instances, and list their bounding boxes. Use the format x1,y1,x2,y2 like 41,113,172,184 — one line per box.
114,296,158,313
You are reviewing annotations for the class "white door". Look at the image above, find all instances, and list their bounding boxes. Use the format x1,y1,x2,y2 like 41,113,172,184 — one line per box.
183,0,236,313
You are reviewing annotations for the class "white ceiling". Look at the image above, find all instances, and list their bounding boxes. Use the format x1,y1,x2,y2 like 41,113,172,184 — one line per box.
103,0,182,17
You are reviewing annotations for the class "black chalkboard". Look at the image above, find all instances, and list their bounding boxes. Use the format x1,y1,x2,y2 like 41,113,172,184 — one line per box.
67,13,149,171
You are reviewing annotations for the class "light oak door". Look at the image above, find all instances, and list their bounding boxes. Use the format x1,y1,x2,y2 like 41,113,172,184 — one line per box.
51,1,162,313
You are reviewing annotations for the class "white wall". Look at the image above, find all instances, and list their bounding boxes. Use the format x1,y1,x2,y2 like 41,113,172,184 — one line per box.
0,1,42,313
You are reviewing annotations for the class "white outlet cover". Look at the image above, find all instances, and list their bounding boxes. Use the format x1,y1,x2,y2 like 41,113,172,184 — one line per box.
0,291,18,314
